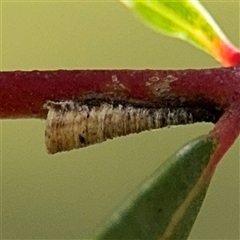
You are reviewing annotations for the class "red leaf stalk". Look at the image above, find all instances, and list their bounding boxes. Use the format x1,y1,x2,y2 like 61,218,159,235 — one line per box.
208,105,240,171
217,41,240,67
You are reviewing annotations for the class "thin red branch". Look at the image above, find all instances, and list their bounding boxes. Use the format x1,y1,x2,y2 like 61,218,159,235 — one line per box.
1,67,239,119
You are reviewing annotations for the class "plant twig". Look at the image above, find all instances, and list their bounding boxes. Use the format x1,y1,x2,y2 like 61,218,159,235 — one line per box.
1,67,239,119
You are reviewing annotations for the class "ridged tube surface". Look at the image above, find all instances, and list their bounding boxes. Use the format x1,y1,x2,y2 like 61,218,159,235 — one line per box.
45,101,194,154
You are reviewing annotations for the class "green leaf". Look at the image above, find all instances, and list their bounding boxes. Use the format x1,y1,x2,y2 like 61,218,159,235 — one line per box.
94,135,217,240
119,0,240,66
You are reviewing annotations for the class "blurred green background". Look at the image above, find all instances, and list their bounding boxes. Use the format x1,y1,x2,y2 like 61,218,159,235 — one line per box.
1,1,239,239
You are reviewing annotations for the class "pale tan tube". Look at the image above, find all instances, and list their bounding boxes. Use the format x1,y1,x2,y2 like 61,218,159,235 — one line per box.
44,101,193,154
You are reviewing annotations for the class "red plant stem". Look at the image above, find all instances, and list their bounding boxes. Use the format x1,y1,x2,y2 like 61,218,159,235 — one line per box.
208,105,240,171
0,67,239,119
